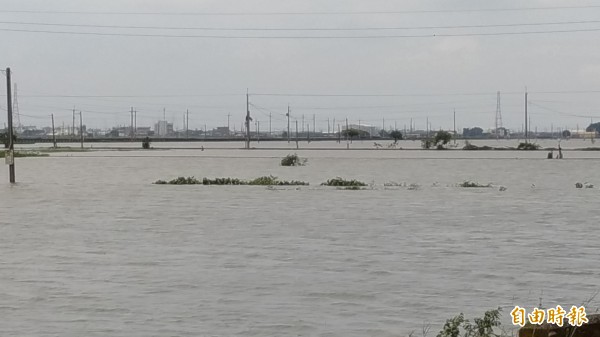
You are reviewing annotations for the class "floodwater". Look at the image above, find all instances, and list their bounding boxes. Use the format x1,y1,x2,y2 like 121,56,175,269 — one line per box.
1,140,599,337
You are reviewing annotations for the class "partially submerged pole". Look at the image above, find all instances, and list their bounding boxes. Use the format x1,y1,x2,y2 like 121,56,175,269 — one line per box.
51,113,57,148
6,68,15,183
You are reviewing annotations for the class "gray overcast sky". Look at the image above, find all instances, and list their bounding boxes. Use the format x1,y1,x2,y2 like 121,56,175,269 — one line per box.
2,0,600,133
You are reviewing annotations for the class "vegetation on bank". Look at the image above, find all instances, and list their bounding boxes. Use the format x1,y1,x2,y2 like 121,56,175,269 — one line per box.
437,308,504,337
0,150,49,158
321,177,367,187
155,175,309,186
281,154,307,166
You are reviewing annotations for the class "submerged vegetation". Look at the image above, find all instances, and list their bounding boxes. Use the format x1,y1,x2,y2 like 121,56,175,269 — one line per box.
517,142,541,150
321,177,367,187
339,185,365,190
281,153,307,166
155,175,308,186
155,177,202,185
458,181,492,188
0,150,49,158
463,141,493,151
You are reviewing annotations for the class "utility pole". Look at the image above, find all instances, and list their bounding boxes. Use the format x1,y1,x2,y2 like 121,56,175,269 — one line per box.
227,113,231,136
426,117,429,138
72,108,76,139
186,109,189,138
346,118,349,149
383,118,385,135
79,111,84,149
134,109,137,138
286,105,290,143
204,124,207,140
327,118,330,135
295,120,299,149
257,121,260,143
525,90,528,142
302,114,304,133
269,113,272,137
51,114,57,148
313,114,316,138
130,107,135,138
453,109,456,144
6,68,15,183
495,91,503,139
245,90,251,149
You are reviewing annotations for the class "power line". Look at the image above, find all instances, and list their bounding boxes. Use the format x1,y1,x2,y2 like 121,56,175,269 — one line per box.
1,5,600,16
2,27,600,39
19,93,242,98
2,19,600,31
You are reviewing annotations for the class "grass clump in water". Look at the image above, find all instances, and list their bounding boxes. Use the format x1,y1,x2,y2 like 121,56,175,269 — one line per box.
154,176,202,185
458,180,492,188
202,177,246,185
248,175,308,186
517,142,540,150
321,177,367,187
463,141,493,151
156,175,308,186
281,153,307,166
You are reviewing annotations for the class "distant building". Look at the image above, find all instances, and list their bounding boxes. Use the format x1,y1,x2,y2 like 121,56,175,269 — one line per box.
154,121,173,137
135,127,152,137
212,127,230,137
344,123,379,137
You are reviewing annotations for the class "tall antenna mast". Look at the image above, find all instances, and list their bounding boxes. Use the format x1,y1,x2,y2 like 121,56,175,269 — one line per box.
495,91,503,139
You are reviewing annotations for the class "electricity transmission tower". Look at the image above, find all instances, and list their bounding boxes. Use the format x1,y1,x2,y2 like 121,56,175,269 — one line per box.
495,91,503,139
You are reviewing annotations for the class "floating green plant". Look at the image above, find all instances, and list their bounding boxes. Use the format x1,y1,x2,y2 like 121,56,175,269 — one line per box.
458,181,492,188
321,177,367,187
155,175,308,186
280,154,307,166
517,142,540,150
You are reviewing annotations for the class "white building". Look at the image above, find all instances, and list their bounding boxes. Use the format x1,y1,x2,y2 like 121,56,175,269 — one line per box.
154,121,173,137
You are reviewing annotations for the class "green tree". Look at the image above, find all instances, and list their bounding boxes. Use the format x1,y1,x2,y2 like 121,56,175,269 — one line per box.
0,132,17,149
341,128,360,142
437,308,503,337
389,130,403,143
434,131,453,149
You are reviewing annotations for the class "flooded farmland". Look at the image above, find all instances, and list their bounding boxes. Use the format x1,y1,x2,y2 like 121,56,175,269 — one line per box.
1,140,599,337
